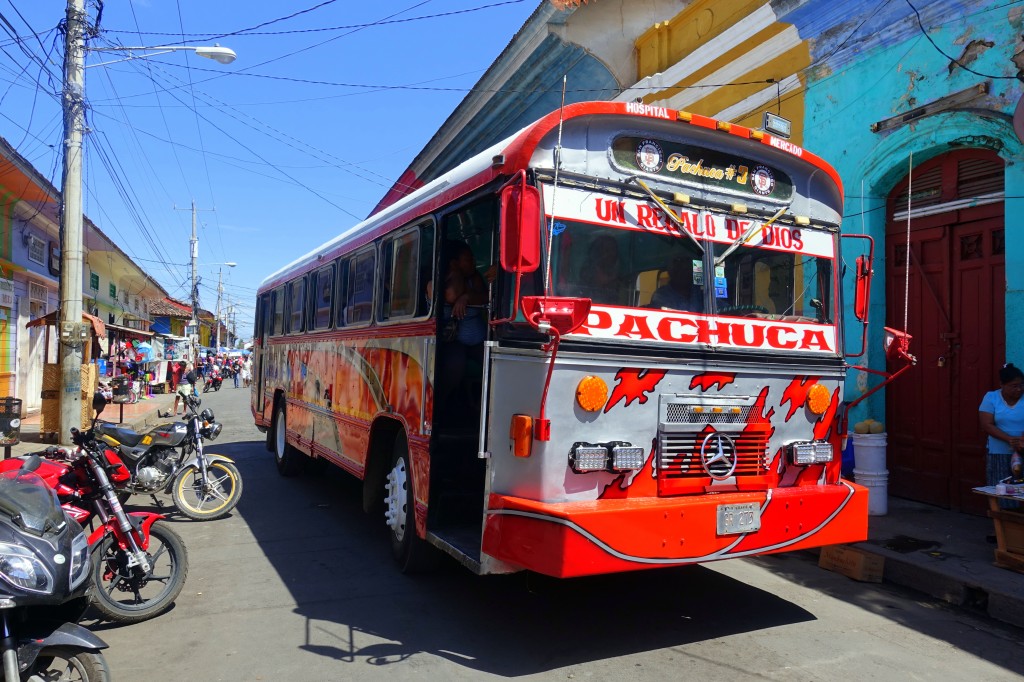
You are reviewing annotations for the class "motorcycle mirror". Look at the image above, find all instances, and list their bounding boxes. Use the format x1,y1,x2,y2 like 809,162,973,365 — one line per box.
20,454,41,472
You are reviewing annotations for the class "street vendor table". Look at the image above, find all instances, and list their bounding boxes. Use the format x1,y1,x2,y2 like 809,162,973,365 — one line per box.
973,486,1024,573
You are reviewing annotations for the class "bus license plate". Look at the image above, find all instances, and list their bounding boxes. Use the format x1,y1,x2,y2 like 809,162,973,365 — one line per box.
716,502,761,535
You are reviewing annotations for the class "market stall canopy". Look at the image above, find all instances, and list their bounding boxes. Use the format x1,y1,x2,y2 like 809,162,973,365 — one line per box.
27,310,106,337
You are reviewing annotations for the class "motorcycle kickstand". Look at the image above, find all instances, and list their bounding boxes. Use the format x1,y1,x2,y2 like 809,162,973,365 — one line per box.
150,494,165,509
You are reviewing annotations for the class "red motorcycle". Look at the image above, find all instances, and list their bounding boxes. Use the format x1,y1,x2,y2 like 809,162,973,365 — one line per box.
202,369,223,393
0,427,189,625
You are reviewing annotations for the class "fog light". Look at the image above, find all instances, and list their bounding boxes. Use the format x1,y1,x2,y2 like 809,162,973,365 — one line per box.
610,443,645,471
570,443,608,473
787,440,833,465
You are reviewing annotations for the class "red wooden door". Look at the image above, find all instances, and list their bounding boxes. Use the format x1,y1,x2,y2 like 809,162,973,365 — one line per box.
885,150,1004,512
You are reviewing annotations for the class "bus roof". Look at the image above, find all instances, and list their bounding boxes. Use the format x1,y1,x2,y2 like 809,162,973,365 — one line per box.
259,101,842,292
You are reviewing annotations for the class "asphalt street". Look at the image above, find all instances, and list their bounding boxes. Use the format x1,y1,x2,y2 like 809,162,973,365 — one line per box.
90,388,1024,681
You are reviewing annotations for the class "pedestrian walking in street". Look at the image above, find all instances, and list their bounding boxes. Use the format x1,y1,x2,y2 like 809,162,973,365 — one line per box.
171,363,197,415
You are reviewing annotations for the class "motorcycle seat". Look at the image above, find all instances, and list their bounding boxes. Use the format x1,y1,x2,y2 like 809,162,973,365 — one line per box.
95,422,145,448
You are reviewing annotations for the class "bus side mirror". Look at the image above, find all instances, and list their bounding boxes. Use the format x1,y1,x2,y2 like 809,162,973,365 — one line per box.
854,254,871,322
500,182,541,274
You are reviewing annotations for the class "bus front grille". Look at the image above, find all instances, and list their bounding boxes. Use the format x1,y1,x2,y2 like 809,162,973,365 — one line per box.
658,431,770,479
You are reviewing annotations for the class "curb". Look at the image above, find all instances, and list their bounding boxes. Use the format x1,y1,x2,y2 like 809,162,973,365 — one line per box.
850,541,1024,629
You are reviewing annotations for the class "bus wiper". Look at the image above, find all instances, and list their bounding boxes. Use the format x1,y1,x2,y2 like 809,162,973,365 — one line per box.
714,205,787,266
627,177,703,253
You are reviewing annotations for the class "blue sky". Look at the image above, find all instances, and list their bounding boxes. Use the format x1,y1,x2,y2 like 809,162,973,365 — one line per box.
0,0,540,340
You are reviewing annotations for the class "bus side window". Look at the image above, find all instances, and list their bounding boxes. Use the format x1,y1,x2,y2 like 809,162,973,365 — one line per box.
311,263,334,330
335,258,348,328
272,286,285,336
418,223,435,316
347,248,375,325
286,277,306,334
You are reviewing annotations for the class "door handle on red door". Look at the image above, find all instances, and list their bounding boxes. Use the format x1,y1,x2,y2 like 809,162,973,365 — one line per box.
937,356,946,367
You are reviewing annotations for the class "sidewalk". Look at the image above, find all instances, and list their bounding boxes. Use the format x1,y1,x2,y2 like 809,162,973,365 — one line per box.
818,495,1024,629
3,399,1021,629
4,391,177,455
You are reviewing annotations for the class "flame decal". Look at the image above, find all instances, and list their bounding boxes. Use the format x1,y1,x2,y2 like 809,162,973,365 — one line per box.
689,372,737,392
812,387,840,442
604,368,667,413
780,375,821,421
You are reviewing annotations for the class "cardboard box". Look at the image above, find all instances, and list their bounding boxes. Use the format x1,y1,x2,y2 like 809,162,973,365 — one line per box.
818,544,884,582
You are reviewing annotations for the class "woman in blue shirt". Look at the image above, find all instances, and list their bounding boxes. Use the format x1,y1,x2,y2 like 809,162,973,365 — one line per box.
979,363,1024,506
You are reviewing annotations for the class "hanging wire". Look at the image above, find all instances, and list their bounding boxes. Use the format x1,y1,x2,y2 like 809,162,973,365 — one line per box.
903,151,912,333
543,74,567,296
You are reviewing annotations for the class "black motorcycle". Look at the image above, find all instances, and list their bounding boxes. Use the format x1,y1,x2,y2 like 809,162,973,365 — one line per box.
0,457,109,680
92,395,242,520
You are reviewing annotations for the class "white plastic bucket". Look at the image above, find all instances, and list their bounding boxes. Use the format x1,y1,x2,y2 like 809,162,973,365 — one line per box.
852,432,887,473
854,467,888,516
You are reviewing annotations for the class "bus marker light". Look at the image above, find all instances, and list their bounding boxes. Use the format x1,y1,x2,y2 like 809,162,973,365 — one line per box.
576,376,608,412
730,203,747,214
610,443,646,471
677,111,693,122
712,407,723,413
570,443,609,473
716,121,732,132
510,414,534,458
787,440,834,465
693,406,704,413
807,383,830,415
794,215,811,226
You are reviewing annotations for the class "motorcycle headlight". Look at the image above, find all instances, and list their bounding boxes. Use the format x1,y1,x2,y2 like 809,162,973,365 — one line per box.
200,408,215,422
203,422,223,441
0,542,53,594
69,531,90,590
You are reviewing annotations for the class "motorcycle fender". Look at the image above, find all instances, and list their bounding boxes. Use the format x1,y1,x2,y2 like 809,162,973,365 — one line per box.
18,621,108,669
87,512,163,551
180,453,235,470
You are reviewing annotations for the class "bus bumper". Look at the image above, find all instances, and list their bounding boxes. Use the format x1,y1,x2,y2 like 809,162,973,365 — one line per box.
482,481,868,578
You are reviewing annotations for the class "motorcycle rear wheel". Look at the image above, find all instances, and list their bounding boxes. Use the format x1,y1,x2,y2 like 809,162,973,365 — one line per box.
171,461,243,520
29,647,110,681
89,521,189,624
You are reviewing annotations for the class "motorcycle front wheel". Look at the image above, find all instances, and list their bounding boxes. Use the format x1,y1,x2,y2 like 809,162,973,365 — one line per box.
171,461,243,521
28,647,110,681
202,382,211,394
89,521,189,625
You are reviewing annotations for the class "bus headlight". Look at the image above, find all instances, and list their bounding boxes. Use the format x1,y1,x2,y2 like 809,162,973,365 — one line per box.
610,443,646,471
569,443,609,473
787,440,834,465
569,442,645,473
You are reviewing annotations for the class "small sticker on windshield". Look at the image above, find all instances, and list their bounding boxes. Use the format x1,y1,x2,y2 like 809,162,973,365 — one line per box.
715,286,728,298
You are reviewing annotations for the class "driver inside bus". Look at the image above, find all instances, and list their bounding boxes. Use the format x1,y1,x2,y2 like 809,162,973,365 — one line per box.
650,256,704,312
570,235,629,305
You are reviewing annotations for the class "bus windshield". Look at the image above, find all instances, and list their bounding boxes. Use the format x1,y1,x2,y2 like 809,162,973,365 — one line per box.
547,219,834,323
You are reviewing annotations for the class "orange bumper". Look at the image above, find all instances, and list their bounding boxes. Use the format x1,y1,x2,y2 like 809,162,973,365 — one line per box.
482,481,868,577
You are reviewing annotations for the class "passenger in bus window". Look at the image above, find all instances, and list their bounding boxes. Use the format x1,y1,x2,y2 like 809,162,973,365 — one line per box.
650,256,704,312
571,235,628,305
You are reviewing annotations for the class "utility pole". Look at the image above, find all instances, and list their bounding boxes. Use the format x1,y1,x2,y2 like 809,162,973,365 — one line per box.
214,267,224,350
58,0,87,443
175,201,212,362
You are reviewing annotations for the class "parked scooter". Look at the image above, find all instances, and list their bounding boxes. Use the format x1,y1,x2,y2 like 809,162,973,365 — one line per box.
0,457,109,680
3,429,190,625
93,394,241,521
202,369,223,393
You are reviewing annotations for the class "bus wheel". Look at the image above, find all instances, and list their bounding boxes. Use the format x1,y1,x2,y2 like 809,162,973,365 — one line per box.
272,402,302,477
384,436,437,573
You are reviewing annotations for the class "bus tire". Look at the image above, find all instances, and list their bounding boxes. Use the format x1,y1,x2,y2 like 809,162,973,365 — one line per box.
272,401,302,477
384,435,437,573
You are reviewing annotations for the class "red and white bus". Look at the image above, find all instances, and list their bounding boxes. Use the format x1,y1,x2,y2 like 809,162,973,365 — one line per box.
252,101,880,576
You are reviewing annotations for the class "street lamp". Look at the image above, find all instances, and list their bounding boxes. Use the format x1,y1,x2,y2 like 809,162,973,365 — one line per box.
58,0,235,443
87,45,237,68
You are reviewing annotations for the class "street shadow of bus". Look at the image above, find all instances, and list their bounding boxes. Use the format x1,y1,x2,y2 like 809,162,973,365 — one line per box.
225,443,816,677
